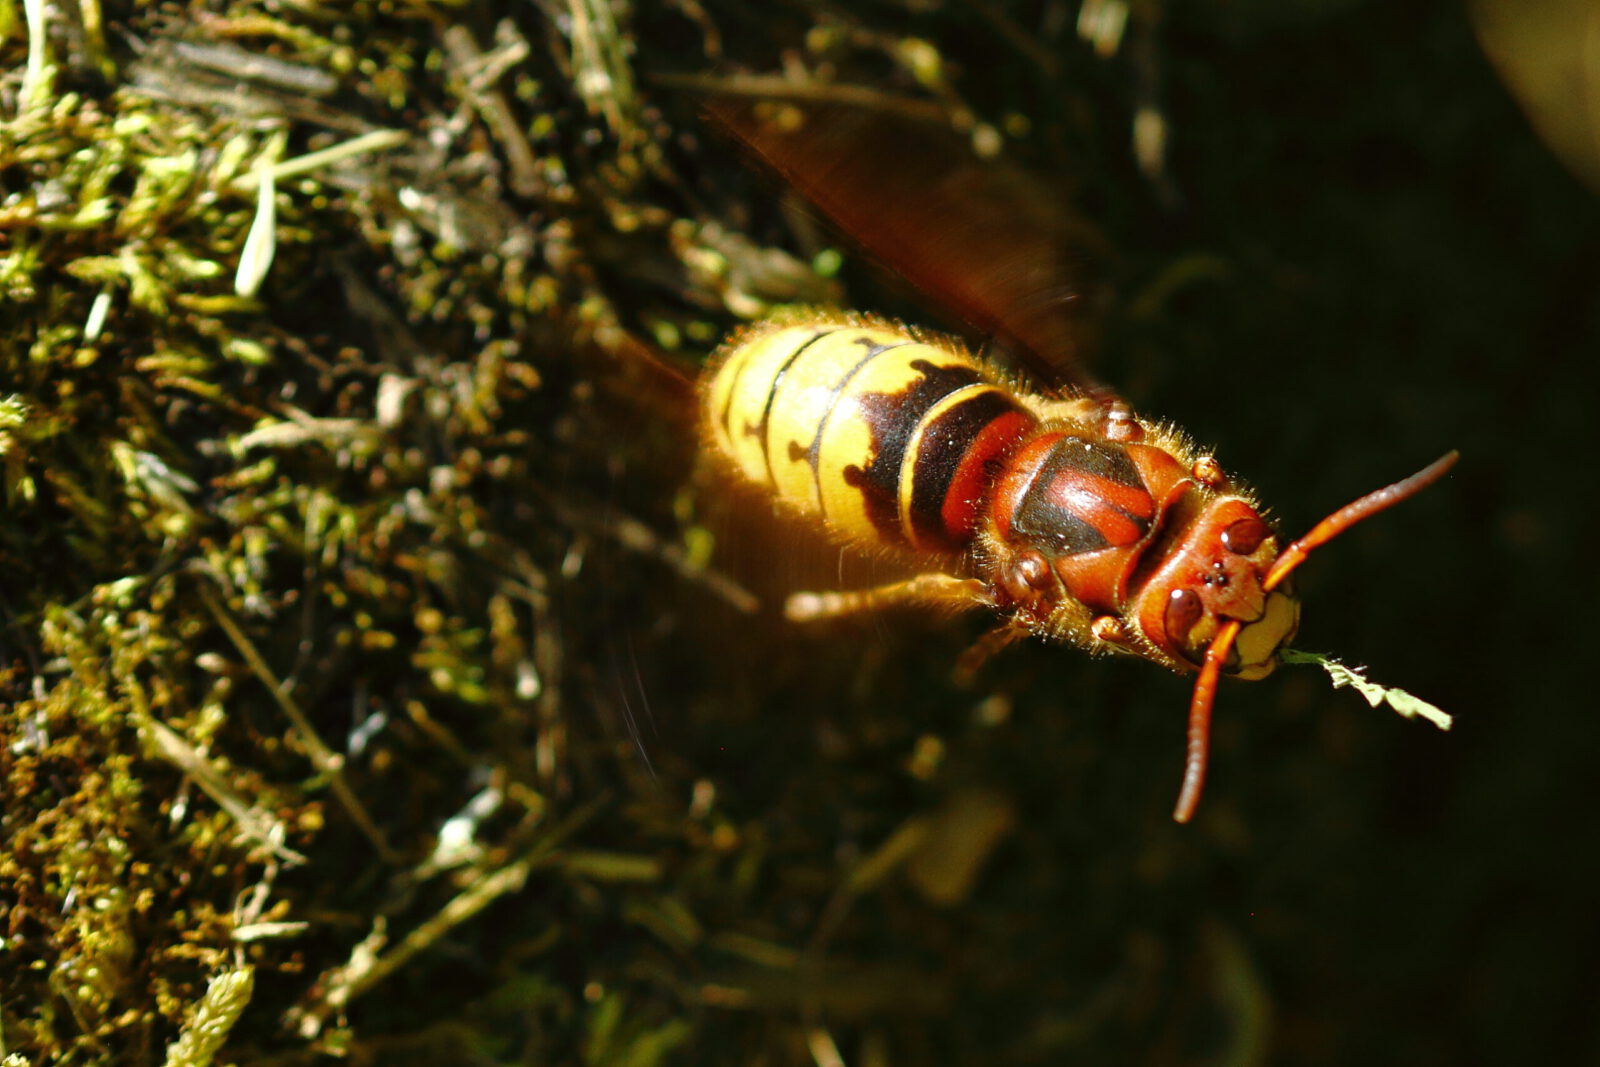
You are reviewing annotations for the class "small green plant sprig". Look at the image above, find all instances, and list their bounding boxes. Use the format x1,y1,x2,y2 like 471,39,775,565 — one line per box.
1282,649,1453,730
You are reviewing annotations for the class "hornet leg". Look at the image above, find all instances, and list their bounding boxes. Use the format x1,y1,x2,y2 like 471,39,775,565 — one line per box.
785,574,989,622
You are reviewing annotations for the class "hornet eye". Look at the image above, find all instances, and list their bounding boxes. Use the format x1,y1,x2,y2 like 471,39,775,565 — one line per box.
1221,517,1271,556
1165,587,1204,646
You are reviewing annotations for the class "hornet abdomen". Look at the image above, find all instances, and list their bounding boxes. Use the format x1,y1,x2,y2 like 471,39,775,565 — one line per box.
704,316,1036,554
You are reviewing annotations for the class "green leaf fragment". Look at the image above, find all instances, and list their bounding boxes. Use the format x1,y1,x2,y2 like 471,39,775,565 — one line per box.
1281,649,1453,730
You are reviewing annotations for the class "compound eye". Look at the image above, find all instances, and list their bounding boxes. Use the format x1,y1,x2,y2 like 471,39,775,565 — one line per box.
1164,587,1205,647
1221,516,1271,556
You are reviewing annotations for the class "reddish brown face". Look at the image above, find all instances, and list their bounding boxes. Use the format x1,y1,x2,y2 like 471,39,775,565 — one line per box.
1132,497,1301,677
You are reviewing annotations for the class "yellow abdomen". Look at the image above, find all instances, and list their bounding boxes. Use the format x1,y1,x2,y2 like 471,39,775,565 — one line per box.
702,316,1036,554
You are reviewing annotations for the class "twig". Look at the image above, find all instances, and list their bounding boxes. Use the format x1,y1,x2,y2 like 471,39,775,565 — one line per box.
289,795,608,1037
141,717,308,866
199,582,398,862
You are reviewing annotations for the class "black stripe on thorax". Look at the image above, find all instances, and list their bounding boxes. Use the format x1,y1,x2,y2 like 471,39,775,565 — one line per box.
1013,436,1146,555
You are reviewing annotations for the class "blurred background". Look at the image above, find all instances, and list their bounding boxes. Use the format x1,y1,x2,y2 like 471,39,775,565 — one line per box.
2,0,1597,1064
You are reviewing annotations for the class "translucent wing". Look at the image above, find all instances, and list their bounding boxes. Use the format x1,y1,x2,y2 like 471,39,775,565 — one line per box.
696,90,1114,401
